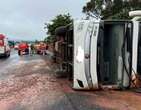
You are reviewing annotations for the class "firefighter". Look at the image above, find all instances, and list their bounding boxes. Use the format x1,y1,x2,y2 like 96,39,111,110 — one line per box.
30,44,35,55
40,42,46,55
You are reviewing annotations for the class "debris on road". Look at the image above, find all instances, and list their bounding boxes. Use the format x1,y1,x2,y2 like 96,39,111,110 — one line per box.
0,55,141,110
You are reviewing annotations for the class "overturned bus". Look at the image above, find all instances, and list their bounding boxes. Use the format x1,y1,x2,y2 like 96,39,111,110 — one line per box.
55,11,141,90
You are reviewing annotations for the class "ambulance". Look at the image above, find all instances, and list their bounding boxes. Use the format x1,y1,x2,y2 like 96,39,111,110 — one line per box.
0,34,10,57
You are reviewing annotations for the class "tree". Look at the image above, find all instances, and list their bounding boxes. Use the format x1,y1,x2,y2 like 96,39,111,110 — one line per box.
44,14,72,42
44,35,55,43
83,0,141,19
35,40,39,44
83,0,103,18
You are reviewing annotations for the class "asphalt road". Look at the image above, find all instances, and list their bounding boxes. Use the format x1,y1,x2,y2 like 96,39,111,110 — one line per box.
0,50,42,80
0,50,19,68
0,50,19,79
0,50,141,110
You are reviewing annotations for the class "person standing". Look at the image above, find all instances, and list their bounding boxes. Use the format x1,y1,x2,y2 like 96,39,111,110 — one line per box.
40,42,46,55
30,44,35,55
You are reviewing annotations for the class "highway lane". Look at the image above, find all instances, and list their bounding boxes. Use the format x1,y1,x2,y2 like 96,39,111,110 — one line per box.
0,50,141,110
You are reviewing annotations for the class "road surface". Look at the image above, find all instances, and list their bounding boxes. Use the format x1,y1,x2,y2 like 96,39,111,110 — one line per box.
0,50,141,110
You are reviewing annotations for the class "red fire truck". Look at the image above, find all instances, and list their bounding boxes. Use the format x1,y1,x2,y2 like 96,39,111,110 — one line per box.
18,42,29,55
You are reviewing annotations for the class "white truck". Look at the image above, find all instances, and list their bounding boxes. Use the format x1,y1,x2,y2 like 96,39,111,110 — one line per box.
0,34,10,57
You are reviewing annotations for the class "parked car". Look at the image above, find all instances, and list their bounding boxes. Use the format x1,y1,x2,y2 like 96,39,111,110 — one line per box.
18,42,29,55
0,34,10,57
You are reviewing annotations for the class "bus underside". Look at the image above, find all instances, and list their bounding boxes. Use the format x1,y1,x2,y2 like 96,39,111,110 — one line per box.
55,20,133,90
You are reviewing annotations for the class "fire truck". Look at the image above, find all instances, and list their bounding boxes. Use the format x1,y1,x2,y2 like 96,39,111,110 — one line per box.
18,42,29,55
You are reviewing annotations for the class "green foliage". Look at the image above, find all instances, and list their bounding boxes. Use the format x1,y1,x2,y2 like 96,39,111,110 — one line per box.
35,40,39,44
8,41,15,47
83,0,141,19
44,13,72,42
83,0,103,18
44,35,55,43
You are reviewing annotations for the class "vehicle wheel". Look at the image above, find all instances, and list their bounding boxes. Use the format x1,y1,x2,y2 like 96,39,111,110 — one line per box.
8,52,10,57
18,50,21,56
4,52,10,58
7,53,10,57
25,49,29,55
27,49,29,53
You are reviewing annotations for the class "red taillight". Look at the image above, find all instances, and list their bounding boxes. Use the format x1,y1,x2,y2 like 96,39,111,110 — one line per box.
0,39,4,46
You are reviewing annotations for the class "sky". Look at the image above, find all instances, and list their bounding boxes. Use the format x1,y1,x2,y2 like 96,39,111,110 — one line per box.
0,0,88,41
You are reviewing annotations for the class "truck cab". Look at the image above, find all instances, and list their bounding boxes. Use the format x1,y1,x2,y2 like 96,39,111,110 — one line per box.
0,34,10,57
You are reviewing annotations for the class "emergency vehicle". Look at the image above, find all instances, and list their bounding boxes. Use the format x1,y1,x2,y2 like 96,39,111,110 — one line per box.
18,42,29,55
0,34,10,57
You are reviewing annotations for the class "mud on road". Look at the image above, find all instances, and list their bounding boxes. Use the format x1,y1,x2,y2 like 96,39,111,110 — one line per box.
0,55,141,110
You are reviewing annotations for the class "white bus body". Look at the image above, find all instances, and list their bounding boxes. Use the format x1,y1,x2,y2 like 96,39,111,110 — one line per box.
73,20,132,90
